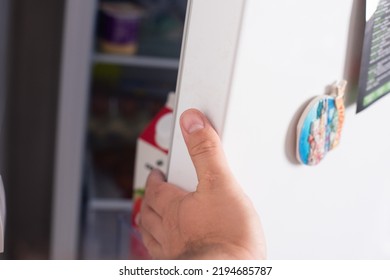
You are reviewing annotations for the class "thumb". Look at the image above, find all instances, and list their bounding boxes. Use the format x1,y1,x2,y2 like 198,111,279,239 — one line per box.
180,109,231,188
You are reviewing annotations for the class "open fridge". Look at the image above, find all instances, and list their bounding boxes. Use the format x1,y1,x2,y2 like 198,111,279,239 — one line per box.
51,0,390,259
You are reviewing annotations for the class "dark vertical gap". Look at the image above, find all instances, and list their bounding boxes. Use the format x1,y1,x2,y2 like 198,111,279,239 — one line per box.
4,0,65,259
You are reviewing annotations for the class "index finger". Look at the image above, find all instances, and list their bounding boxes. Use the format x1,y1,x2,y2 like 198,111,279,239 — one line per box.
144,169,187,216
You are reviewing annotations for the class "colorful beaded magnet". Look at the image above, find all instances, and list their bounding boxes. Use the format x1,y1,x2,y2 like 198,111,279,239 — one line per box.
296,80,347,166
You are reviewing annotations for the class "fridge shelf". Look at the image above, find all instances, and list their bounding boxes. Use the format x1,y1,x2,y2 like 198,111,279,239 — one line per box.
81,153,137,259
93,53,180,69
81,207,133,260
89,198,132,211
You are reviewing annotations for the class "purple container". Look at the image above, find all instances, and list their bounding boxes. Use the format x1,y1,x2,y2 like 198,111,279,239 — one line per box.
99,3,143,55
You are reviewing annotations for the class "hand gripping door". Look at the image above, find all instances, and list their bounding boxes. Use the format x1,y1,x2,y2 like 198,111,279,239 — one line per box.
167,0,245,191
167,0,390,259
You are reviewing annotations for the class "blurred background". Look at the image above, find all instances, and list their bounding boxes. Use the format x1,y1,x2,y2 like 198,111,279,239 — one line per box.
0,0,187,259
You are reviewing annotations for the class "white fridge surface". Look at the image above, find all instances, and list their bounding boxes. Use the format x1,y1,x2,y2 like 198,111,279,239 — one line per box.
169,0,390,259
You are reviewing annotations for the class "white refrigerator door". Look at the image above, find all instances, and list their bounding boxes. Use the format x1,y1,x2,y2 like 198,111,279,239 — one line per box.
168,0,390,259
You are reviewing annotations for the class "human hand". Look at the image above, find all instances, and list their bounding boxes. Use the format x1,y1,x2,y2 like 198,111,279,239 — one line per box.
138,109,266,259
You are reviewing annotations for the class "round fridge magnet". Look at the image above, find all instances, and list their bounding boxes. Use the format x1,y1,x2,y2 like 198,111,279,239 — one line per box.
296,80,347,166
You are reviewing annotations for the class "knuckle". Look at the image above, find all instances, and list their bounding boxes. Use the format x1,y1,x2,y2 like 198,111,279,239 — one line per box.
152,185,163,198
189,139,218,159
201,171,218,183
199,171,221,190
152,182,171,201
163,215,176,231
145,181,163,199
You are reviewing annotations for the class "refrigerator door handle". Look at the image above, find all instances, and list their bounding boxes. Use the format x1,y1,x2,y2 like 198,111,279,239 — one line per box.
167,0,246,191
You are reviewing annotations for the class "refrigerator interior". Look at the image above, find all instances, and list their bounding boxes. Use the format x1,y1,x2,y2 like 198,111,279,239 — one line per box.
79,0,187,259
53,0,390,260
